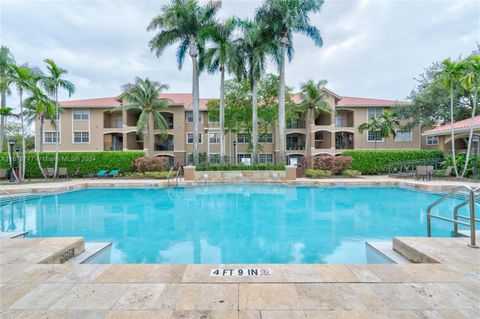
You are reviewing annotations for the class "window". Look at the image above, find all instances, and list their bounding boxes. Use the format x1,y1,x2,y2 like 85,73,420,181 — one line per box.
395,129,412,142
259,133,273,143
237,153,251,165
186,111,202,123
73,109,89,121
73,132,89,143
426,136,439,145
209,153,221,164
209,133,220,144
259,153,273,164
187,132,202,144
367,131,383,142
44,132,59,144
367,107,383,119
237,133,248,143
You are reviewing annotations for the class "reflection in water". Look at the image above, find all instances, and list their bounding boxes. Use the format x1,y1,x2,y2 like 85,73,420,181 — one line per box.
1,185,476,264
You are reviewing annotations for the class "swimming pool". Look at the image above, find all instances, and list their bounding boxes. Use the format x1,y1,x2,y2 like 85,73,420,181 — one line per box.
1,185,477,264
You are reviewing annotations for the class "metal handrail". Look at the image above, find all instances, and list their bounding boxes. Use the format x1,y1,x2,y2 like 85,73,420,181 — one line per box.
0,189,12,198
175,167,181,186
166,167,174,185
427,185,478,248
453,186,480,236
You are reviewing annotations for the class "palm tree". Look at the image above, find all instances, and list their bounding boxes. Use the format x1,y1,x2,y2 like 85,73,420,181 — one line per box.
0,46,15,151
24,85,57,178
0,107,18,181
118,78,170,156
199,17,238,164
459,55,480,177
298,79,331,160
148,0,218,164
358,110,399,150
8,64,34,182
234,20,273,163
41,59,75,178
436,59,464,177
256,0,324,163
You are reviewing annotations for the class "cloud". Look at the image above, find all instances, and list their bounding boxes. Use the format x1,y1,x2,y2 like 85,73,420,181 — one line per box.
1,0,478,111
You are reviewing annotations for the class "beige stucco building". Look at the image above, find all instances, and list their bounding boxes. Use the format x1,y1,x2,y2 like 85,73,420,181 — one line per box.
36,90,422,166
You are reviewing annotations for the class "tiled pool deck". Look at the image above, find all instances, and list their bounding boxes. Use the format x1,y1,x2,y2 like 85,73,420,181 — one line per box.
0,236,479,318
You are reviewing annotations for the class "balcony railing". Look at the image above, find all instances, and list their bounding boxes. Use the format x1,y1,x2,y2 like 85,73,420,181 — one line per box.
287,120,306,129
287,144,305,151
155,144,174,151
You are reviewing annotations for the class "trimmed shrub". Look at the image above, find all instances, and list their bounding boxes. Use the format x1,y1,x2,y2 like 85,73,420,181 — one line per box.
342,169,362,177
0,151,145,178
133,156,168,173
305,169,332,178
341,150,444,175
196,163,285,171
313,155,352,175
123,171,170,179
442,154,475,177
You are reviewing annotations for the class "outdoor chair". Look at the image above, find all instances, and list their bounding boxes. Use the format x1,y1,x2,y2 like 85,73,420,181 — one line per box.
46,168,55,178
0,169,7,180
85,169,108,178
426,166,435,181
57,167,68,179
415,166,428,181
104,170,120,178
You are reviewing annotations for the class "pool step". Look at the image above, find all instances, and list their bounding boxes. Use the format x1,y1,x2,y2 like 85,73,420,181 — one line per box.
0,231,28,238
65,242,112,264
366,241,410,264
0,194,49,207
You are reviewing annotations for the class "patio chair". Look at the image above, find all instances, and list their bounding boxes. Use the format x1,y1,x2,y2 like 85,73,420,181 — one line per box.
436,166,453,178
46,168,55,178
415,166,428,181
426,165,435,181
57,167,68,179
104,169,120,178
0,169,7,180
85,170,108,178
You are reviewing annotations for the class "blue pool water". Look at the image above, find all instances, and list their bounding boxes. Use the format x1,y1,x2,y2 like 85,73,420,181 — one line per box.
1,185,478,264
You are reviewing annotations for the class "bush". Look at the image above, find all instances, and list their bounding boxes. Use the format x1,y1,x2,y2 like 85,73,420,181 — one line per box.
341,150,444,175
342,169,362,177
133,156,168,173
123,171,170,179
0,151,145,178
304,169,332,178
313,155,352,175
441,153,476,177
196,163,285,171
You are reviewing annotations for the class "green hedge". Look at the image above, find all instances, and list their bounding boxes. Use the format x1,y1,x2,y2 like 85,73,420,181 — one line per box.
341,150,445,175
196,163,285,171
0,151,145,178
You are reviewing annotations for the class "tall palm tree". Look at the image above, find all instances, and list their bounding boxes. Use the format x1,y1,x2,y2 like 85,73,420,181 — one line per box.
41,59,75,178
0,46,15,151
256,0,324,162
436,59,464,177
24,85,57,178
148,0,218,164
118,78,170,156
298,80,331,160
8,64,34,182
0,107,18,181
459,55,480,177
234,20,273,163
358,110,399,151
199,17,238,164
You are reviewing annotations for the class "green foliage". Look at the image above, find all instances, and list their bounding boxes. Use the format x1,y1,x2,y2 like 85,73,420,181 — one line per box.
304,169,332,178
196,163,285,171
0,151,145,178
123,171,170,179
341,169,362,177
341,150,445,175
4,121,35,151
442,153,476,178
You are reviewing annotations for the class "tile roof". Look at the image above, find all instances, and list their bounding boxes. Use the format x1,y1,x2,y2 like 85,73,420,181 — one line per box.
423,115,480,135
337,96,409,107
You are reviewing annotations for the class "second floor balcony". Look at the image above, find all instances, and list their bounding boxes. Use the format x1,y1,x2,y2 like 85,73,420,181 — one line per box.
155,134,174,151
104,111,123,129
286,133,306,151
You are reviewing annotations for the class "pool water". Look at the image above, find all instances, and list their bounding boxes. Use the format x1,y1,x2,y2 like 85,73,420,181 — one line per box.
1,185,478,264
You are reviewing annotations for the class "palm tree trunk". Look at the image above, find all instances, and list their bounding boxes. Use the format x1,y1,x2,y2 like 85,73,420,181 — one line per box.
0,89,6,152
304,108,312,167
450,86,459,177
19,90,26,182
190,38,200,165
278,44,286,163
252,79,259,164
148,112,155,156
37,115,47,179
461,84,477,177
54,89,59,179
219,66,225,164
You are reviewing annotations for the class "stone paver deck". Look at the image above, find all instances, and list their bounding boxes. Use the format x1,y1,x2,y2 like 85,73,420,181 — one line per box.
0,236,479,319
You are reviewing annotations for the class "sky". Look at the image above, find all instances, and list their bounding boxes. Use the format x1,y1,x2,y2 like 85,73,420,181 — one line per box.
1,0,479,108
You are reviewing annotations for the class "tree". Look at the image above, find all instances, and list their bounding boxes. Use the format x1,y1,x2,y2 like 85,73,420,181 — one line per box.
118,78,170,156
0,107,18,181
436,59,465,177
256,0,324,162
41,59,75,178
459,55,480,177
358,110,400,150
8,64,35,182
148,0,218,164
199,17,239,164
0,46,15,152
298,80,331,160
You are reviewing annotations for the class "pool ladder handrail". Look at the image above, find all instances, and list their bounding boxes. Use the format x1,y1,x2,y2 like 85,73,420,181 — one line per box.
453,186,480,237
166,167,174,185
174,167,181,186
0,189,12,198
427,185,478,248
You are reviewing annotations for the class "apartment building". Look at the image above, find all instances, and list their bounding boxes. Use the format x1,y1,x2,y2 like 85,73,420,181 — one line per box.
36,89,421,166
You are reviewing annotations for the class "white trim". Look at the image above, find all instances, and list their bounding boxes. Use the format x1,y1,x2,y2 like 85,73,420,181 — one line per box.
426,136,439,146
258,153,274,163
186,132,203,144
258,132,273,144
72,108,90,121
72,131,90,144
185,111,203,123
394,129,412,143
208,132,220,144
236,132,248,144
43,131,60,144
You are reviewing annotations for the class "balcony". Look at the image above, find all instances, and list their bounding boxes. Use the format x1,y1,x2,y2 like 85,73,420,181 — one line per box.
286,133,305,151
287,119,306,129
104,111,123,129
160,112,174,129
314,111,332,126
335,131,354,150
335,110,354,128
155,134,174,151
314,131,332,149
